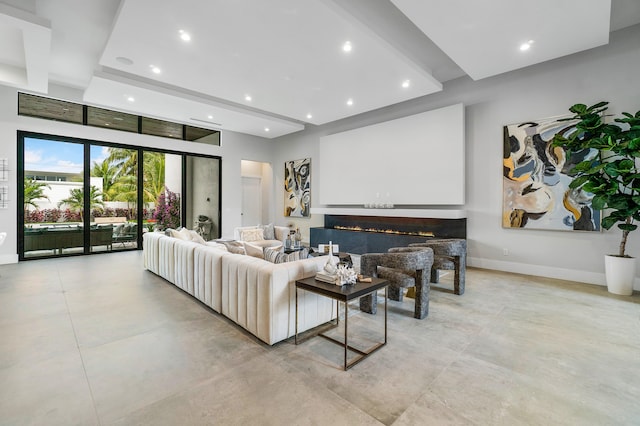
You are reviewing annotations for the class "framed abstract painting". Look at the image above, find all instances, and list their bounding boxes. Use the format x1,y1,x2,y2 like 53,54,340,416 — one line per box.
284,158,310,217
503,115,600,232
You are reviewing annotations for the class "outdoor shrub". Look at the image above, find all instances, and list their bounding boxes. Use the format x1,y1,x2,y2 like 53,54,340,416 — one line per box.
153,188,180,230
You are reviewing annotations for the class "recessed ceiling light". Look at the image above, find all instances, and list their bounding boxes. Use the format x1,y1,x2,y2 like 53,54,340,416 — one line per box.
306,113,312,119
346,98,353,106
520,40,534,51
208,115,213,119
265,127,270,132
115,56,133,65
179,30,191,42
245,95,252,101
342,41,352,52
150,65,161,74
402,79,411,88
127,96,135,102
105,123,110,126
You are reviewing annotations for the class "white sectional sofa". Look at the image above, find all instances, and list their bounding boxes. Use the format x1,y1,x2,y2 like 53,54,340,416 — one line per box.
143,232,336,345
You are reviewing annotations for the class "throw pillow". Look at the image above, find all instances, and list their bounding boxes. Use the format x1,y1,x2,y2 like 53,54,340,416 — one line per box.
263,247,283,263
244,242,265,259
240,228,264,242
222,240,246,255
263,247,309,264
179,227,195,241
260,223,275,240
188,230,207,244
171,229,190,240
286,247,309,262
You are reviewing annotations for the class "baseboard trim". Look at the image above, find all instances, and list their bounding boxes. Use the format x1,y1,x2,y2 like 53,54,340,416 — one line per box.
0,254,19,265
468,257,614,288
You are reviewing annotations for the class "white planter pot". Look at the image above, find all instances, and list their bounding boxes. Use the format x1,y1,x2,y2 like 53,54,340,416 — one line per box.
604,255,636,296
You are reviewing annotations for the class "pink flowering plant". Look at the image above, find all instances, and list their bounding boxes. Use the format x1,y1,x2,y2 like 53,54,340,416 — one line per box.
153,187,181,230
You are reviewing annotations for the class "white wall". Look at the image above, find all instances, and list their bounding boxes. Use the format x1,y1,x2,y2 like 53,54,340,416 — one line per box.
0,85,275,263
241,160,275,226
273,24,640,289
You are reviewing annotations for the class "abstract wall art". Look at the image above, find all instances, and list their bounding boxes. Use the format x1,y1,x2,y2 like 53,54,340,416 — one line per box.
284,158,310,217
503,116,600,232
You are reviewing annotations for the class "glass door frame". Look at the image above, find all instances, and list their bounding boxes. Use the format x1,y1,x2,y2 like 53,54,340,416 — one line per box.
17,130,222,261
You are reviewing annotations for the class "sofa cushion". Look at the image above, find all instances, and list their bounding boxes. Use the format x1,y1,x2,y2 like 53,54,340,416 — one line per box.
274,226,290,242
240,228,264,242
242,240,282,249
222,240,246,255
260,223,275,240
244,242,265,259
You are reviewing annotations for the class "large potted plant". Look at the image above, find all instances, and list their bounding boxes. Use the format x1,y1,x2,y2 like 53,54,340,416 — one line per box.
552,101,640,295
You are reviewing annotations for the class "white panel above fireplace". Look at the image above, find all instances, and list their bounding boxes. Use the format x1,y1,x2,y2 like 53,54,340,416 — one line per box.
318,103,465,206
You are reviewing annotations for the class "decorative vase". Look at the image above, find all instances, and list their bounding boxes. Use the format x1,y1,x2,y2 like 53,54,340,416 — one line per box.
604,254,635,296
294,227,302,248
323,241,337,275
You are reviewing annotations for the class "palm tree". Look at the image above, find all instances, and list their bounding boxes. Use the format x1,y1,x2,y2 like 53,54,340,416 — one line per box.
91,160,118,201
143,152,165,203
58,185,105,221
105,148,138,180
101,148,166,203
24,178,50,210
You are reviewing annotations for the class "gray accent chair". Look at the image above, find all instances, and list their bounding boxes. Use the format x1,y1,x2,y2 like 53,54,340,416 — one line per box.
410,238,467,295
359,247,434,319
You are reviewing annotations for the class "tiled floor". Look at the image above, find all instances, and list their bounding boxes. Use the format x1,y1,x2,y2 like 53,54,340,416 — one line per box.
1,251,639,425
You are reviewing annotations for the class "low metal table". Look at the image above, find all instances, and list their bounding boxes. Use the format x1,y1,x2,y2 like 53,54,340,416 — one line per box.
295,276,388,370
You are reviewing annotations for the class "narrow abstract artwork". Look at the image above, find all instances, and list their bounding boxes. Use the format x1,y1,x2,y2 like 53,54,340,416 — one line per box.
284,158,310,217
503,116,600,231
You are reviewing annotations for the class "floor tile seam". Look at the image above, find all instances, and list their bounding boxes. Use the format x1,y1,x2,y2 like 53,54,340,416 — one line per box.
106,350,307,424
75,319,189,351
258,351,386,425
60,270,103,426
389,388,481,426
421,304,510,391
104,372,230,424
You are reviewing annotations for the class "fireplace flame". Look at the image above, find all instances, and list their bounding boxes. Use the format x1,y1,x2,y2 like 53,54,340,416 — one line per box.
334,225,434,237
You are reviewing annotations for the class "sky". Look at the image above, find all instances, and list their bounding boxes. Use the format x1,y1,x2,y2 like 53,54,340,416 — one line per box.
24,137,109,174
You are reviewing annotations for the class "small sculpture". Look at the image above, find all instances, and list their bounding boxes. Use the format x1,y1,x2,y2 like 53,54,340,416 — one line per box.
336,264,357,285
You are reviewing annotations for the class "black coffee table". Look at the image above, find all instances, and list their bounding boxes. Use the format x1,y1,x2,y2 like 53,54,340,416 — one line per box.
295,276,388,371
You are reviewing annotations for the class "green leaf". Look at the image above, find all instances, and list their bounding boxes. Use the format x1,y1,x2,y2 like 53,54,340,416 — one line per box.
591,195,607,210
608,195,632,210
588,101,609,111
572,161,593,172
619,223,638,232
601,216,617,230
568,175,590,189
569,104,587,114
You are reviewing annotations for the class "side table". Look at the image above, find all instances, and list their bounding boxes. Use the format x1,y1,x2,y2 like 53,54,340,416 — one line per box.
295,276,388,370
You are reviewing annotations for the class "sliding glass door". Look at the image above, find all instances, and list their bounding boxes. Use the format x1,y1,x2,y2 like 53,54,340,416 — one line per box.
18,132,221,260
90,145,139,251
23,137,85,258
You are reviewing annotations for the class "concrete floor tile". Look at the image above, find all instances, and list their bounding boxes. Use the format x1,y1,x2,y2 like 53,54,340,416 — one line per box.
1,253,639,425
81,318,268,423
0,312,78,370
0,350,98,426
108,353,382,426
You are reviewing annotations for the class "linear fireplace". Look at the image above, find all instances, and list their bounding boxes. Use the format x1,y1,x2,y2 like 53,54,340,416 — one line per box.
310,214,466,254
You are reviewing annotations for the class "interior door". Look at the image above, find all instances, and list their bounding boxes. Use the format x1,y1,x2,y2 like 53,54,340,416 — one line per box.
241,177,262,226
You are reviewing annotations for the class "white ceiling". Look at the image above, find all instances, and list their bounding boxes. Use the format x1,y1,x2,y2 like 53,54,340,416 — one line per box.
2,0,640,139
